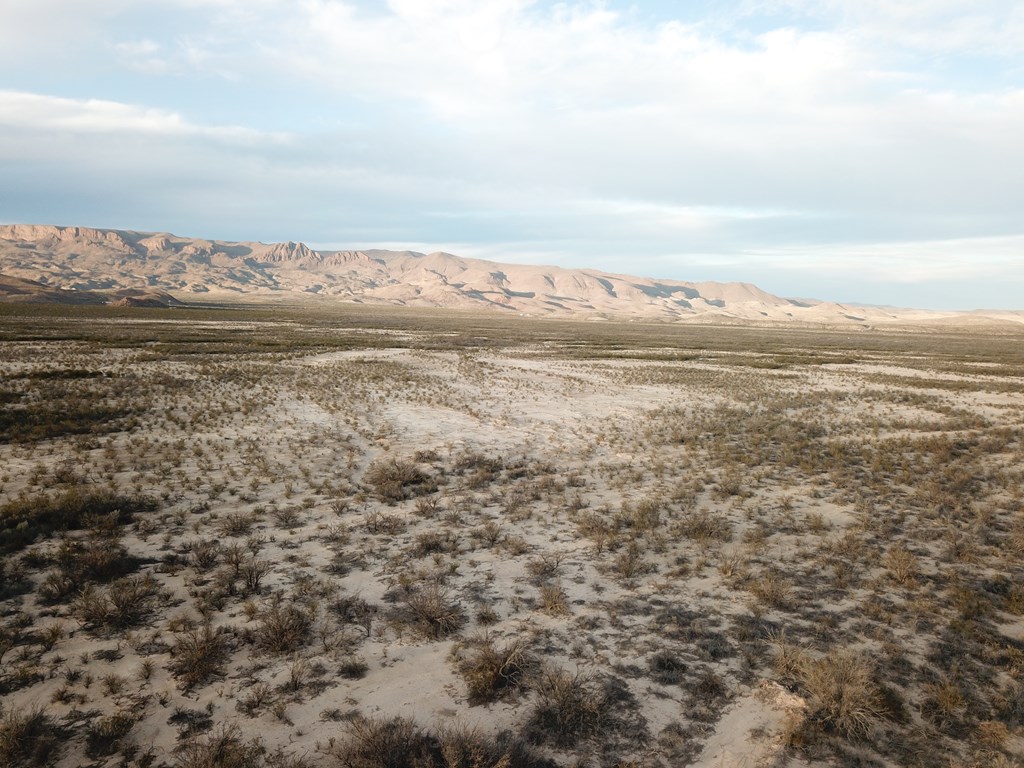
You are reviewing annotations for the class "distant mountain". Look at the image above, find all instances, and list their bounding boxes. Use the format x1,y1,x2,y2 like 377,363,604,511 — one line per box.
1,224,1020,326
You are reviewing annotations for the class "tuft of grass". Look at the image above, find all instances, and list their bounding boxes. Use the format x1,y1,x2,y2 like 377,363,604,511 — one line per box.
0,704,63,767
797,651,885,740
175,724,264,768
85,710,136,758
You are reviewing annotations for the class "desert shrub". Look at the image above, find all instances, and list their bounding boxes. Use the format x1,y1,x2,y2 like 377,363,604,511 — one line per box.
254,598,312,654
412,530,459,557
674,510,732,543
168,623,232,690
0,399,133,444
526,553,563,584
190,540,222,569
330,715,554,768
435,724,554,768
49,530,136,587
365,458,434,502
0,490,155,552
331,595,377,636
219,512,255,537
0,704,62,767
338,655,369,679
614,541,654,580
523,668,609,748
73,573,163,630
331,715,436,768
85,710,136,758
538,583,569,615
271,506,302,529
748,568,790,609
798,651,884,739
392,584,464,640
241,557,273,594
458,637,534,704
648,650,687,686
174,724,264,768
363,511,406,535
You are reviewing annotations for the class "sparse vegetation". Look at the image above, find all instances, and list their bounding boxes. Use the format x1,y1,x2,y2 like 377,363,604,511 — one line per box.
0,304,1021,766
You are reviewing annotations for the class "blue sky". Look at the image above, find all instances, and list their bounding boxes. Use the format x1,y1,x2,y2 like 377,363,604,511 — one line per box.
1,1,1022,309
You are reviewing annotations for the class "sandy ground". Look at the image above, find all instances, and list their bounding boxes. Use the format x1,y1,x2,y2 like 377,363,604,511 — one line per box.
1,319,1022,768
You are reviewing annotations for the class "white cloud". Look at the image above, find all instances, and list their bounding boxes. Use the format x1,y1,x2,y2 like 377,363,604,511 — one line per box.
0,90,282,142
1,1,1022,307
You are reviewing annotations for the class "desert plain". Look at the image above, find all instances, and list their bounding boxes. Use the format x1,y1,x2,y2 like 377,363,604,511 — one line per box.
1,302,1022,768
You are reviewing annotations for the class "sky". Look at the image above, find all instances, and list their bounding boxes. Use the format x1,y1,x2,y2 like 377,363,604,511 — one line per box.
1,0,1023,310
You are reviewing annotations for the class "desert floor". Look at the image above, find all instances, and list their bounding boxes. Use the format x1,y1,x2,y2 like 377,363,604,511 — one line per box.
1,304,1023,768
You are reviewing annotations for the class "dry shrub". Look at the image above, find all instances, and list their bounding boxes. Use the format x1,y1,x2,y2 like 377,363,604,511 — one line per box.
748,568,790,609
332,715,434,768
0,704,62,767
85,710,136,758
538,583,569,615
436,724,552,768
0,490,155,553
675,510,732,543
168,622,231,690
458,637,534,704
73,573,163,630
365,458,434,502
884,544,918,585
394,584,464,640
175,724,264,768
330,715,552,768
798,652,884,739
524,667,610,748
648,650,687,686
254,597,312,654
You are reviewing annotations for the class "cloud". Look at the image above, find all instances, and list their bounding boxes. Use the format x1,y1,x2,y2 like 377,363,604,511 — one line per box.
0,90,282,142
0,1,1022,307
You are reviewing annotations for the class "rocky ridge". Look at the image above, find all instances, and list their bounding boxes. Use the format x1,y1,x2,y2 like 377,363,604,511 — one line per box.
1,224,1020,326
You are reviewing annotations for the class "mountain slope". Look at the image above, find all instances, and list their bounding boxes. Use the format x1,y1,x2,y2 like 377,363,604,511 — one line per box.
1,224,1020,325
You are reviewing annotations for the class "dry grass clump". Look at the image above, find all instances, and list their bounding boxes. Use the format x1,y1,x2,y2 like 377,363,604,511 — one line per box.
329,715,551,768
524,667,636,749
0,704,62,767
174,724,267,768
648,650,687,686
84,710,137,758
774,640,885,741
799,652,884,739
457,636,534,704
364,458,435,502
390,584,465,640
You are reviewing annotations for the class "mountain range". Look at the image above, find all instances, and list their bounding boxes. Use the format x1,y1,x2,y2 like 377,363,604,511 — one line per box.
1,224,1021,327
